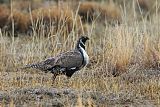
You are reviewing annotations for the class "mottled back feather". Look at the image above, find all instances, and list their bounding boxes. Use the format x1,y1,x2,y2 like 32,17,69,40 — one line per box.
24,50,83,71
54,50,83,68
23,57,56,71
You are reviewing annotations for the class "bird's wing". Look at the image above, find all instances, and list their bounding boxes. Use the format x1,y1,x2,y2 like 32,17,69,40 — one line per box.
23,57,56,71
54,50,83,68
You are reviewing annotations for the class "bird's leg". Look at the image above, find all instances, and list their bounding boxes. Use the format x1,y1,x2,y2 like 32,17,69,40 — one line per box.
51,73,57,86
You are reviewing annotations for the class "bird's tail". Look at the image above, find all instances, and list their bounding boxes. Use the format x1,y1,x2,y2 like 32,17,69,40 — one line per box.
21,63,41,69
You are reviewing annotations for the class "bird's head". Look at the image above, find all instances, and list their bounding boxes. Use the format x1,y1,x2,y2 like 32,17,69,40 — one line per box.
77,35,89,50
79,36,89,43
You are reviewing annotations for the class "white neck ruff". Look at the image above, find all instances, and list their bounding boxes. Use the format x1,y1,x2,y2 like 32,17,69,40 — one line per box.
79,44,89,66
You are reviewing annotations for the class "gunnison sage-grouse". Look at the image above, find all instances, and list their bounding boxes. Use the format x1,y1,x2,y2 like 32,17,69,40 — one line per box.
23,36,89,81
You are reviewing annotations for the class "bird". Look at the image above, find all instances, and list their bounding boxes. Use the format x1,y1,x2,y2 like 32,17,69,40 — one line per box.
23,36,89,82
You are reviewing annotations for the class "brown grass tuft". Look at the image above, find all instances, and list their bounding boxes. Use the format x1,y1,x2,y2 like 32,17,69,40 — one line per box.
137,0,150,12
5,10,30,34
78,2,99,23
78,1,121,24
11,0,46,12
0,4,10,28
100,1,122,25
0,5,30,34
30,6,81,36
136,0,159,19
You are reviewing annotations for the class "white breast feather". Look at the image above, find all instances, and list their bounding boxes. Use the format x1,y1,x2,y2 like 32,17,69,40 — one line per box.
80,47,89,66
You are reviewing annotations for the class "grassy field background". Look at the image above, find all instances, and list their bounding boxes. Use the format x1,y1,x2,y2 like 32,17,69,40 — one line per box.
0,0,160,106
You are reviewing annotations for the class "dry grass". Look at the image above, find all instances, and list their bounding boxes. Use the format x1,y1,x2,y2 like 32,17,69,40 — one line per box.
0,5,30,34
0,0,160,106
6,10,30,34
0,4,10,28
30,6,82,37
78,1,121,24
0,3,82,36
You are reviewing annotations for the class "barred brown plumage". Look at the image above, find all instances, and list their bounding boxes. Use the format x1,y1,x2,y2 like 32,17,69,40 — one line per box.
23,36,89,82
23,57,56,71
